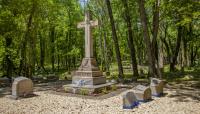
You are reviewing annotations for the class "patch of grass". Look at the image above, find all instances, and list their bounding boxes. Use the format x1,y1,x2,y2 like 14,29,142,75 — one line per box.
110,85,117,91
101,87,109,94
80,89,90,95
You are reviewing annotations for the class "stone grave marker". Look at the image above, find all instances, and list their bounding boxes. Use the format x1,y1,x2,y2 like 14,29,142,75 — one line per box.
32,75,44,83
11,77,34,99
123,91,139,109
47,74,59,82
0,77,10,87
150,78,164,97
134,85,151,102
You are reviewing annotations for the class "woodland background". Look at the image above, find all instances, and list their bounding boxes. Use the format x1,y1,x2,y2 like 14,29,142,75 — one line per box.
0,0,199,82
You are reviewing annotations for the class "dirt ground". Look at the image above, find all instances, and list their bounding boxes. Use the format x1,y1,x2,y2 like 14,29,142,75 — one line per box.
0,80,199,114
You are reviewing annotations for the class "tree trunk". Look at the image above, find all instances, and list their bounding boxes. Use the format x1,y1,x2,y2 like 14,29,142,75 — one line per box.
121,0,139,81
50,26,55,72
190,45,198,67
3,37,13,82
39,32,46,72
138,0,157,77
105,0,124,82
159,40,164,73
29,30,36,78
161,25,171,64
152,0,162,78
170,26,182,71
104,31,110,73
19,0,35,77
181,38,185,72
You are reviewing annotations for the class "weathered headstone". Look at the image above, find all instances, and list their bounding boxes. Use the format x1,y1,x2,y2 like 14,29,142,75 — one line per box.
134,85,151,102
150,78,164,97
11,77,33,99
123,91,139,109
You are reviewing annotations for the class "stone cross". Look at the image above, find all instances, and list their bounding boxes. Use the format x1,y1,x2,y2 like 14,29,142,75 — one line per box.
78,11,98,58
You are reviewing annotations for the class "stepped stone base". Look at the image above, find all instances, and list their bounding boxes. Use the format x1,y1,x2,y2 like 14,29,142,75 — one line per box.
63,83,114,94
63,57,113,94
72,76,106,85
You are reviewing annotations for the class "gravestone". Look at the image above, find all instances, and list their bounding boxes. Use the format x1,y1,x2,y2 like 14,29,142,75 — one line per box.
134,85,151,102
32,75,44,83
63,8,114,94
0,77,10,86
47,74,59,82
123,91,139,109
11,77,33,99
150,78,164,96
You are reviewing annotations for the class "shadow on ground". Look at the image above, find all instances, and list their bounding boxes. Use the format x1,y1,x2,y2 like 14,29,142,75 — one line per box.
0,80,71,98
165,81,200,102
0,71,199,102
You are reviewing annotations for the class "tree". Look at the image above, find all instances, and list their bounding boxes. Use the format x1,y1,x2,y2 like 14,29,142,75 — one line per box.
121,0,139,81
138,0,158,77
105,0,124,82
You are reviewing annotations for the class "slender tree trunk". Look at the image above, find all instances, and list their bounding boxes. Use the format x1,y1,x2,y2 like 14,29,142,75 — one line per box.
152,0,162,78
98,18,105,71
170,26,182,71
121,0,139,81
57,55,60,71
29,31,36,78
50,26,55,72
190,46,198,66
159,39,164,73
101,10,110,72
19,1,35,77
3,37,13,82
161,25,171,64
180,37,184,72
138,0,157,77
105,0,124,82
103,31,110,73
39,32,46,72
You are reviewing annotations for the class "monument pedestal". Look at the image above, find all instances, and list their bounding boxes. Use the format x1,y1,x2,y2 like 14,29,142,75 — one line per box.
63,58,114,94
63,10,115,95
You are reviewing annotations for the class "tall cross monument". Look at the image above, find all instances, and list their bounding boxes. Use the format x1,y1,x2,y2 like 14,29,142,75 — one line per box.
71,10,106,85
63,2,113,94
78,11,98,58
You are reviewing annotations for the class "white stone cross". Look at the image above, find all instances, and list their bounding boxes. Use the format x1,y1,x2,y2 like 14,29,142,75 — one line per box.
78,11,98,58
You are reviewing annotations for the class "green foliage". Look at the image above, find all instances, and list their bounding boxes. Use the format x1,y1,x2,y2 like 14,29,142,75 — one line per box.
0,0,199,80
79,88,90,95
101,87,108,94
110,85,117,91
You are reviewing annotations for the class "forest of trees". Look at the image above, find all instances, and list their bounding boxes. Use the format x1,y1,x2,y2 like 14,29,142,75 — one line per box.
0,0,199,82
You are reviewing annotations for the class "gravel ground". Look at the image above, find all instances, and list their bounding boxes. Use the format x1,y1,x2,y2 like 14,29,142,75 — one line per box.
0,84,200,114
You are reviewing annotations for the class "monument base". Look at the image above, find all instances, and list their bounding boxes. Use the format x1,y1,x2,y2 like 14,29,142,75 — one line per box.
63,57,114,95
63,82,115,95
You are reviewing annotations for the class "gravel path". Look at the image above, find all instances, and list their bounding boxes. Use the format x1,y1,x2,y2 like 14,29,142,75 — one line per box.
0,84,200,114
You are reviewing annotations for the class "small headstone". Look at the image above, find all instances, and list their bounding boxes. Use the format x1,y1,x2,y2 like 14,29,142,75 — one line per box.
123,91,139,109
11,77,33,99
0,77,10,86
32,75,44,83
134,85,151,102
47,74,59,81
150,78,164,97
